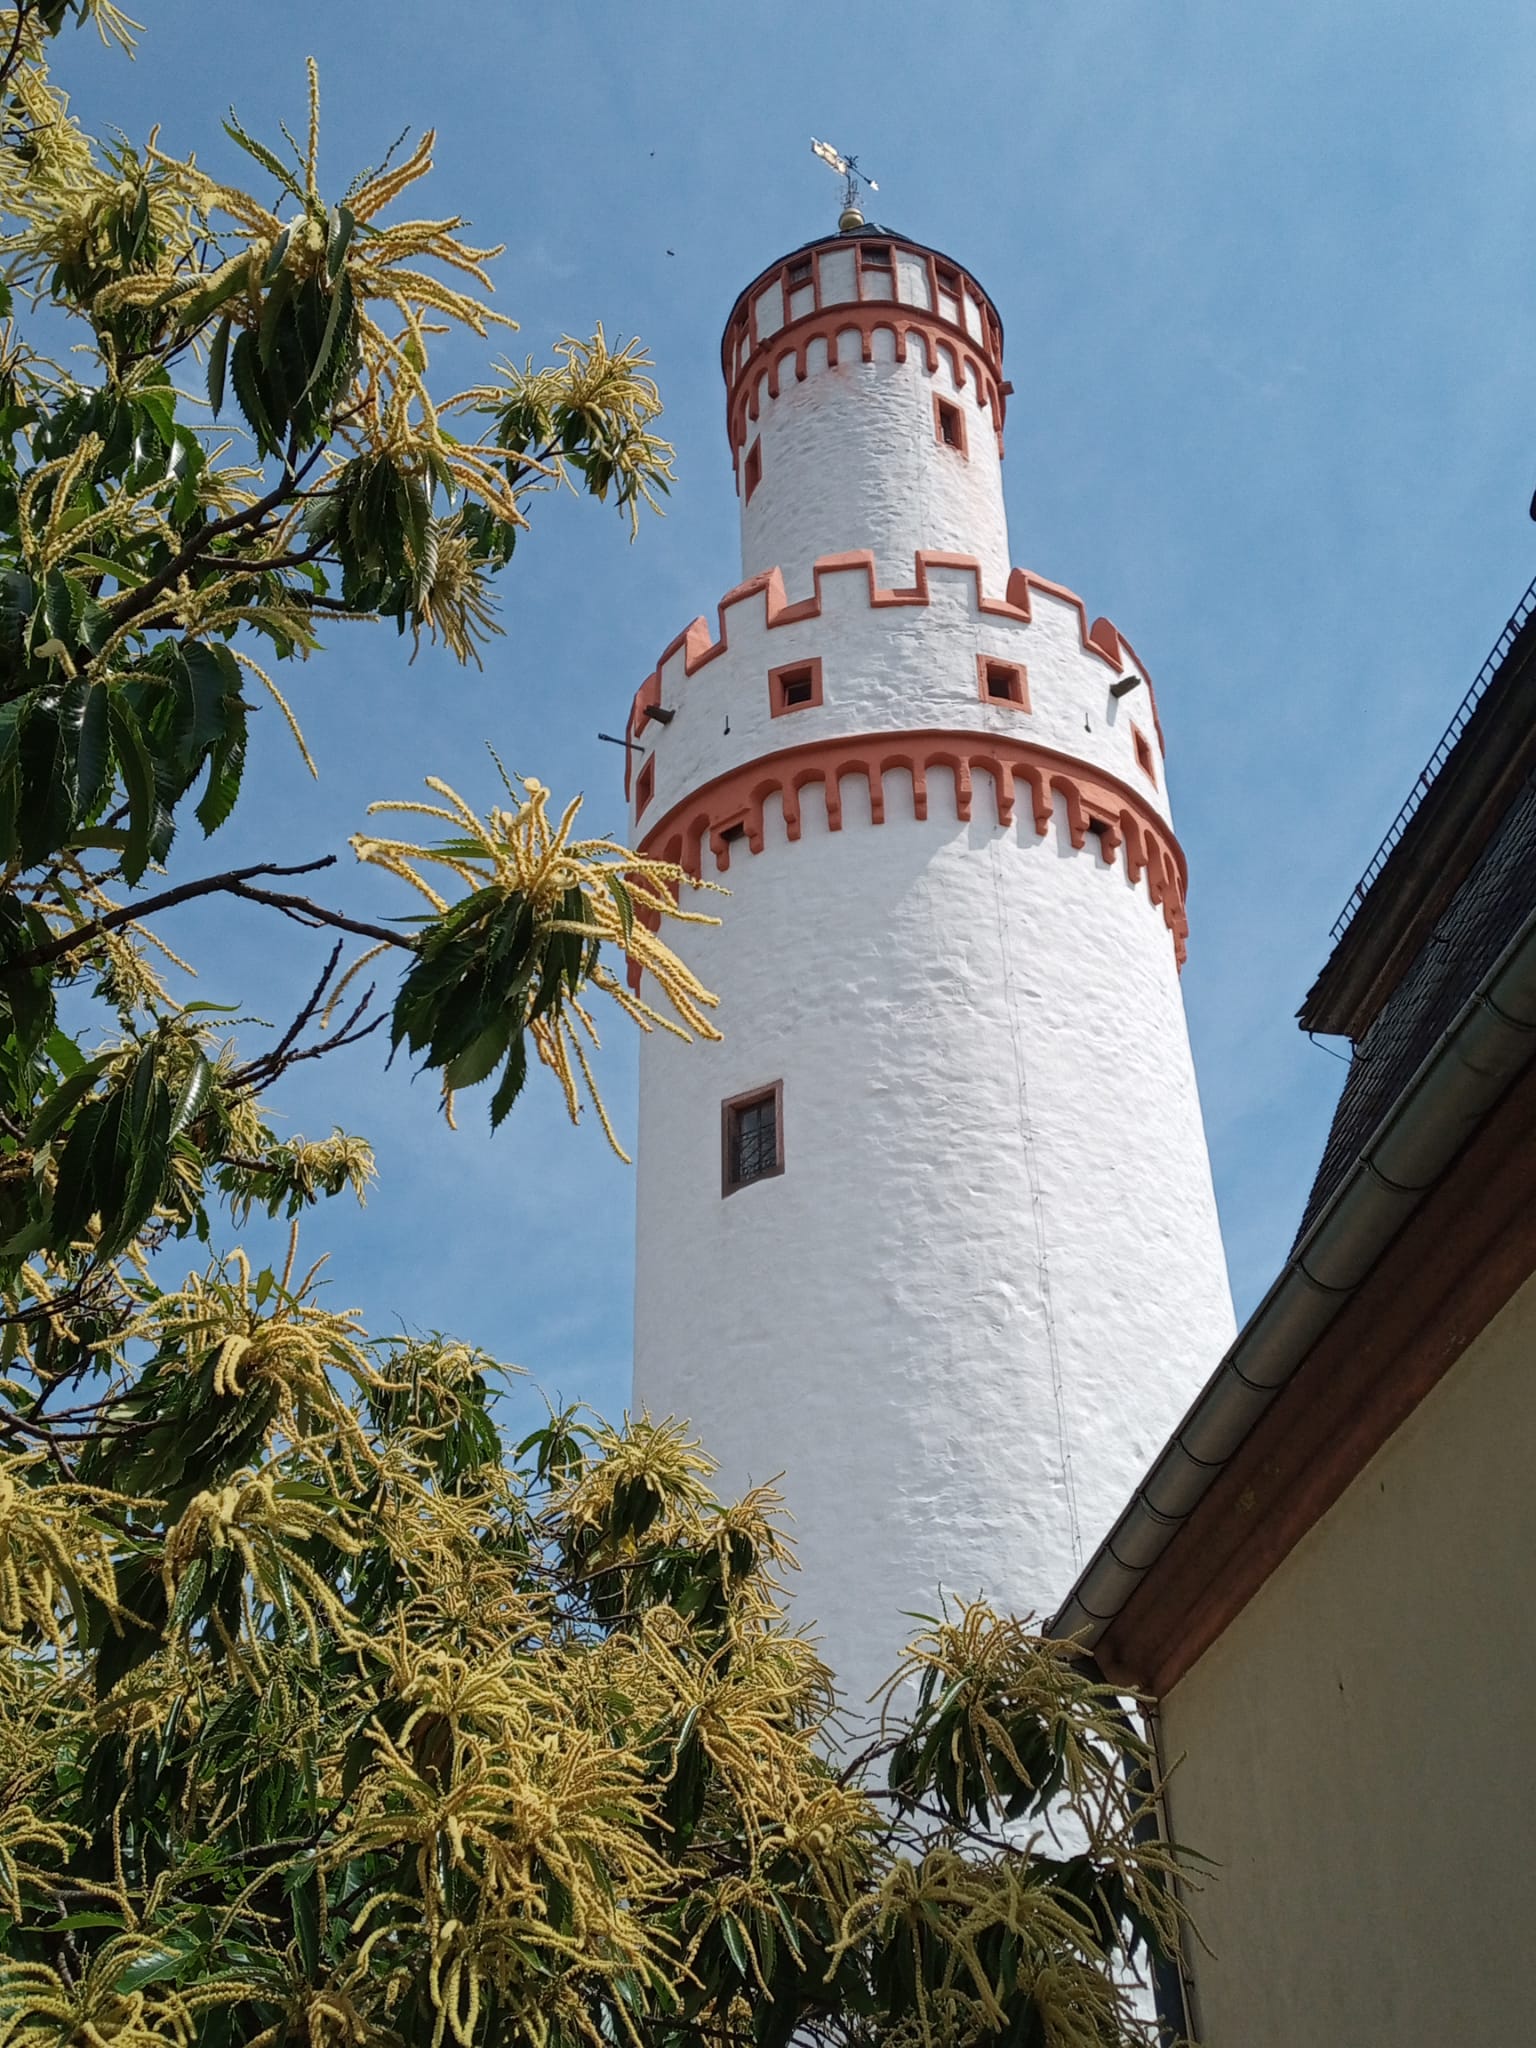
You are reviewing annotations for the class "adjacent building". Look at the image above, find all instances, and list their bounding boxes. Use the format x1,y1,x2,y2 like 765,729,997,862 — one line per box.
1056,578,1536,2045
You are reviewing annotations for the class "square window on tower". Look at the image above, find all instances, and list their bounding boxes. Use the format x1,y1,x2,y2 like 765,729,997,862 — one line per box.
722,1083,784,1195
934,395,968,457
769,657,824,716
977,656,1028,709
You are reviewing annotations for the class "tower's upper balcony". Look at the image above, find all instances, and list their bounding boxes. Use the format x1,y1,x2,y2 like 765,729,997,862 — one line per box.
721,228,1013,594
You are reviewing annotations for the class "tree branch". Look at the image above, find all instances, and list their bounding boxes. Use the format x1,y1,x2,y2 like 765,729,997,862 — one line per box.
226,939,387,1095
228,881,410,950
96,444,328,644
13,857,414,970
0,2,33,95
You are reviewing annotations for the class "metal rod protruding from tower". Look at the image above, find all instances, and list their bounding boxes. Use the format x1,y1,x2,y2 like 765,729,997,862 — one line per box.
811,138,878,229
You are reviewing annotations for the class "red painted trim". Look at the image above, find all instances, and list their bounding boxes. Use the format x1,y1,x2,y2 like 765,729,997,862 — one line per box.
769,654,824,718
728,305,1007,460
622,552,1158,775
977,654,1029,711
724,235,1003,383
624,728,1188,991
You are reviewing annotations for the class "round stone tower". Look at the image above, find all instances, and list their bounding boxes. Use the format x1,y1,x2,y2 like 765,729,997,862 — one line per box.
626,221,1235,1718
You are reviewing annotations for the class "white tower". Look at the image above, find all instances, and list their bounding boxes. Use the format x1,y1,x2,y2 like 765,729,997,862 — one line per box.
627,222,1235,1717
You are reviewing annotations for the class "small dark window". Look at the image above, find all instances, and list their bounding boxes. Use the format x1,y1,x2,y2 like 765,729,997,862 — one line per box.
936,262,961,299
786,255,813,289
634,755,655,816
1133,726,1156,785
744,438,762,502
723,1083,783,1195
935,397,966,453
1087,816,1115,857
769,657,823,716
861,243,894,271
719,820,746,845
977,655,1027,709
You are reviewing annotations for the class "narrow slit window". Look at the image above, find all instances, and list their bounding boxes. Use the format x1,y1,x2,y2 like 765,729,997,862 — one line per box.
722,1083,783,1195
743,437,762,502
935,396,968,456
634,755,655,816
977,656,1028,710
769,656,824,717
1133,724,1157,786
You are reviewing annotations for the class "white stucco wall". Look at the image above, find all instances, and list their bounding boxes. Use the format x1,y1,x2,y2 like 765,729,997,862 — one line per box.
1160,1266,1536,2048
630,233,1232,1728
738,334,1010,596
633,769,1234,1719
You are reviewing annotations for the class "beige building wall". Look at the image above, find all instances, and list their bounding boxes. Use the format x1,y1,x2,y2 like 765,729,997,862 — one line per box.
1160,1265,1536,2047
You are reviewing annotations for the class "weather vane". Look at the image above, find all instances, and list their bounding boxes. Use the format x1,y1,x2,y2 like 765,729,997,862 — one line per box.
811,139,878,227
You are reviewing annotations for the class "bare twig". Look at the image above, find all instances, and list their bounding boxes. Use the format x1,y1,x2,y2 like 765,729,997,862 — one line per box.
0,2,32,96
228,955,386,1097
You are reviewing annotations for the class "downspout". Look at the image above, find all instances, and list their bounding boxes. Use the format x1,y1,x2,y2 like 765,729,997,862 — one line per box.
1052,897,1536,1654
1138,1698,1203,2046
1102,1686,1201,2045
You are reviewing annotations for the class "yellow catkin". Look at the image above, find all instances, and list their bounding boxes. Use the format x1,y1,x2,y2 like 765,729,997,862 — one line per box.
354,775,721,1156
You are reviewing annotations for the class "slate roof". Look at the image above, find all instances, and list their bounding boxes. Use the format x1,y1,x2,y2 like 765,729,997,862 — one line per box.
1297,764,1536,1236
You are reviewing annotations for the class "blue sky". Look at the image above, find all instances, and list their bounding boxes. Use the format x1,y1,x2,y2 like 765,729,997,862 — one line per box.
52,0,1536,1434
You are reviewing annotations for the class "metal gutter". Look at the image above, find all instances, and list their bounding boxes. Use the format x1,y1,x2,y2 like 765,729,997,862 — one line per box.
1052,896,1536,1653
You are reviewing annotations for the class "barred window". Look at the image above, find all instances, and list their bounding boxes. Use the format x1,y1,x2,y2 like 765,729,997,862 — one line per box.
722,1083,784,1195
